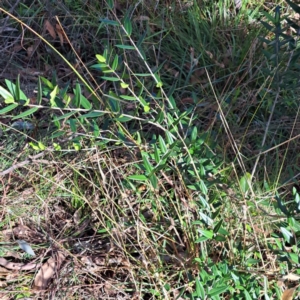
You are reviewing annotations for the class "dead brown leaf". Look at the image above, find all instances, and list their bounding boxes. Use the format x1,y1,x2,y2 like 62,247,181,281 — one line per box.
33,252,65,291
0,258,40,271
282,287,297,300
44,20,56,39
55,24,65,47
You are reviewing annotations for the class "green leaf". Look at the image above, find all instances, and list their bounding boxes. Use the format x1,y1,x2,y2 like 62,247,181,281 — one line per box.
191,126,197,142
15,75,21,102
138,95,148,106
115,115,133,122
96,54,106,63
286,0,300,15
135,73,152,77
156,81,163,88
91,121,100,137
239,172,251,193
128,174,148,181
195,236,209,243
200,180,208,195
53,143,61,151
54,111,77,121
123,16,132,36
0,85,14,102
280,227,293,243
195,278,205,298
107,0,114,9
143,105,150,113
6,78,27,103
40,76,54,89
213,220,223,233
99,19,119,26
50,85,60,107
154,145,160,163
208,285,228,296
37,77,43,105
101,76,120,82
198,229,214,239
115,44,135,50
149,174,158,189
289,252,299,264
73,141,81,151
142,152,153,173
159,135,167,153
73,86,92,109
121,82,129,89
244,290,252,300
79,111,104,118
120,95,137,101
12,107,38,119
102,69,114,74
260,20,274,32
0,103,18,114
38,142,46,150
260,11,276,24
68,119,77,132
154,74,163,87
29,142,45,151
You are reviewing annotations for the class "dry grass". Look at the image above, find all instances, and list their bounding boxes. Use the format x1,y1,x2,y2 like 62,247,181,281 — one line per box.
1,0,300,299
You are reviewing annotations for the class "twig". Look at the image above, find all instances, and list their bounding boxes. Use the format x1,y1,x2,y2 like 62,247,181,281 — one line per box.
0,151,47,176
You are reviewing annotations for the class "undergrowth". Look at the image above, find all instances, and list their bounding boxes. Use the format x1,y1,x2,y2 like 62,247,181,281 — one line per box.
1,0,300,299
